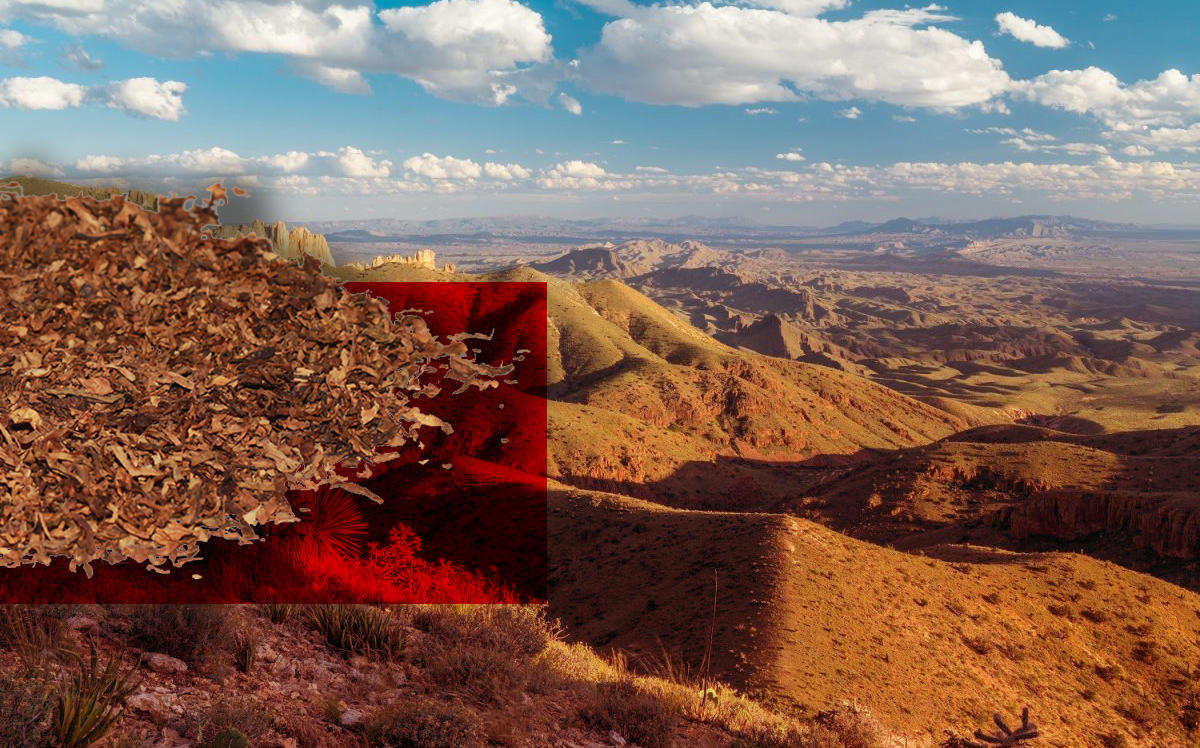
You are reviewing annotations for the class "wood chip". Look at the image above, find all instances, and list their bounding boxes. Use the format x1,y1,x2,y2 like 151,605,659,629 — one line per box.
0,187,512,573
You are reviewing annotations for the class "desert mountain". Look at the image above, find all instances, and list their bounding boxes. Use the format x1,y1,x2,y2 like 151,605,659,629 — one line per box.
334,260,965,508
549,480,1200,746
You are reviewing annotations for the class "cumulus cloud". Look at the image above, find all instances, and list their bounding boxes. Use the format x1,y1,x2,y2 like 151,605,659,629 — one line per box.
0,76,86,109
0,28,28,48
20,143,1200,207
0,0,553,105
402,153,483,179
745,107,777,115
481,161,529,179
100,77,186,120
1013,67,1200,130
0,74,187,119
338,146,391,177
775,151,805,161
558,92,582,115
0,156,63,177
838,106,862,119
577,1,1009,109
995,12,1069,48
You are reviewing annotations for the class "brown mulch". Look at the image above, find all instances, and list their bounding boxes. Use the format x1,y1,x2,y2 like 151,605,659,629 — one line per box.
0,185,509,576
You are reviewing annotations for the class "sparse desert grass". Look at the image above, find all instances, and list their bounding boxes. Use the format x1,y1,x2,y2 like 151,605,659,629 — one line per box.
234,630,257,673
425,641,531,705
260,602,295,624
0,604,75,669
579,675,680,748
118,604,234,666
400,604,555,658
307,604,404,659
0,667,52,747
186,696,273,744
363,696,483,748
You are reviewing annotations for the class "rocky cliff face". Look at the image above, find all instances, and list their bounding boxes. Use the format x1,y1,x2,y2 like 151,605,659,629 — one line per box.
213,220,335,267
989,490,1200,560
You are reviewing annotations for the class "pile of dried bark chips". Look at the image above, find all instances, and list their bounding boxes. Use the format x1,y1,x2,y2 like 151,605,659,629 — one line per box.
0,185,508,576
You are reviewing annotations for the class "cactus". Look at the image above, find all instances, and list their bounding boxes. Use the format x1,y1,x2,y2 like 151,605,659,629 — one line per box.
949,706,1038,747
203,728,248,748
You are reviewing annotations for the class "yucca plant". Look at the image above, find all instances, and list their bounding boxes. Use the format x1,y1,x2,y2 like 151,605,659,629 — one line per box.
260,602,295,624
307,604,404,659
51,646,141,748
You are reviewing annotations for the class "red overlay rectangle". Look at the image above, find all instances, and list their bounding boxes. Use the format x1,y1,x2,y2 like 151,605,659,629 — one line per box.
0,282,548,604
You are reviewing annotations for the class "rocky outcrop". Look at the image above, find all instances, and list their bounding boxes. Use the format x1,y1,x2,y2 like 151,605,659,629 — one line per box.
367,248,438,270
213,220,335,267
989,490,1200,560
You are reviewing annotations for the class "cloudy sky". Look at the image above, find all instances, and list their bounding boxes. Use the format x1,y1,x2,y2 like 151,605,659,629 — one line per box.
1,0,1199,224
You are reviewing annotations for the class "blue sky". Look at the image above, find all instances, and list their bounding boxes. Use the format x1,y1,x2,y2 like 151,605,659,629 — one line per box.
1,1,1199,223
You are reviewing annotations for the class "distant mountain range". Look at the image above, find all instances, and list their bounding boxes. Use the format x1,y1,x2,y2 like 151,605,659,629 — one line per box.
310,212,1191,244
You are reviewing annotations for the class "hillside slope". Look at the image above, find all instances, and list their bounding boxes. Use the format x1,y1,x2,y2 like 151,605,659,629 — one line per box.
548,481,1200,747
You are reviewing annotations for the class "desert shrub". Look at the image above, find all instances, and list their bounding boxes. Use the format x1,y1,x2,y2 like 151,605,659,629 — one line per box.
732,724,810,747
813,702,889,748
363,697,484,748
579,678,680,748
121,604,234,666
0,669,52,747
405,604,553,659
307,604,404,659
426,643,529,705
200,729,248,748
260,603,295,624
0,605,75,669
188,696,273,744
234,631,257,673
51,646,141,748
1098,732,1128,748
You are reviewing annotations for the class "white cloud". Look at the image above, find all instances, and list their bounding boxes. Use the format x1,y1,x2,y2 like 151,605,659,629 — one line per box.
745,107,777,115
995,11,1069,49
0,28,28,48
577,1,1010,109
337,146,392,177
1,0,553,106
295,62,370,94
838,106,861,119
0,74,187,119
261,150,310,172
1121,144,1152,157
1,156,63,176
557,92,582,115
775,151,805,161
63,43,102,70
635,165,667,172
100,77,186,120
1103,13,1117,22
892,114,916,122
0,75,85,109
483,161,531,179
1014,67,1200,130
609,139,626,145
402,152,482,179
